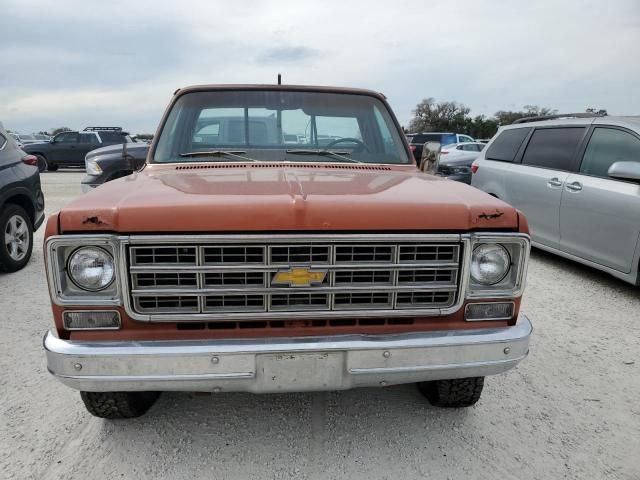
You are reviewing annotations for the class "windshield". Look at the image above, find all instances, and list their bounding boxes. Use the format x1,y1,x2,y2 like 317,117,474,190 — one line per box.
153,90,410,164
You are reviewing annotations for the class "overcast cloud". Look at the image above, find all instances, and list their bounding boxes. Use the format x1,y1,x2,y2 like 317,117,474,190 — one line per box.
1,0,639,134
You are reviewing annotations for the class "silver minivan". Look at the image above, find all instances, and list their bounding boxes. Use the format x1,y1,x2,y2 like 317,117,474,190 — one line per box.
471,115,640,285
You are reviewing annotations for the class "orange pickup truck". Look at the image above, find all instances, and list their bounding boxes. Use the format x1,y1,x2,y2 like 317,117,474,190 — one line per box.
43,84,531,418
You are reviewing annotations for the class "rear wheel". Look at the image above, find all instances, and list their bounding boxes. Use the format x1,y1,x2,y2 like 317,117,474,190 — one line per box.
35,154,48,173
0,204,33,272
80,391,161,419
417,377,484,408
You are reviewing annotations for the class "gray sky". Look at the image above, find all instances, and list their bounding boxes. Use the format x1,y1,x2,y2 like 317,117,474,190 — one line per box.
1,0,639,134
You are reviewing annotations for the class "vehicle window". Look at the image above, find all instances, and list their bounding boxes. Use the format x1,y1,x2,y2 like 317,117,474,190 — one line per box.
56,132,78,143
485,128,531,162
460,135,473,143
316,116,361,146
21,134,35,141
521,127,584,171
98,131,125,143
0,133,6,149
456,145,465,150
79,133,96,144
374,106,398,155
193,122,221,144
580,127,640,178
441,134,457,146
154,90,410,164
462,144,477,151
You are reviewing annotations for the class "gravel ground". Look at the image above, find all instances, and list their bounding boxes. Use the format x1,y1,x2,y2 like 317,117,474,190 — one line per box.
1,171,639,480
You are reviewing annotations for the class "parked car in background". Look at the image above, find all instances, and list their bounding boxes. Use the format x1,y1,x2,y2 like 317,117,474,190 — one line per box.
436,142,486,184
12,133,43,145
472,114,640,285
81,142,149,192
0,123,45,272
406,132,475,164
22,127,132,172
8,133,24,148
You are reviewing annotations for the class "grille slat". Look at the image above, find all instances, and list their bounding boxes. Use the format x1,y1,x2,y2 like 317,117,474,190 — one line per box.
127,240,462,318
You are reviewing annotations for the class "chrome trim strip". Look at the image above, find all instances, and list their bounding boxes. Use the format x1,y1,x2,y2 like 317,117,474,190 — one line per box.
349,355,527,375
128,262,461,272
123,234,464,244
130,285,459,295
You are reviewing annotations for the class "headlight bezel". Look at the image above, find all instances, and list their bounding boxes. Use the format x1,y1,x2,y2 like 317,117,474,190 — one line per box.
465,234,530,299
46,235,121,306
66,246,116,292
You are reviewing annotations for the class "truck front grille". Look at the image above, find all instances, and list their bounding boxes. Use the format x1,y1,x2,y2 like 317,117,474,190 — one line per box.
125,236,464,320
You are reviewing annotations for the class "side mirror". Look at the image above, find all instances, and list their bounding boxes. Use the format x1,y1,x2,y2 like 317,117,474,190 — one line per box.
607,161,640,182
420,141,441,174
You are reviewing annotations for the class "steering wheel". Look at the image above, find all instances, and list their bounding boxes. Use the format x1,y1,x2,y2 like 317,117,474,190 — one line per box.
323,137,369,153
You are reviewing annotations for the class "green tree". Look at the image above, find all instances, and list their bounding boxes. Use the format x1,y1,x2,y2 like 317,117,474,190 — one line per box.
493,105,557,126
50,127,72,136
408,98,471,133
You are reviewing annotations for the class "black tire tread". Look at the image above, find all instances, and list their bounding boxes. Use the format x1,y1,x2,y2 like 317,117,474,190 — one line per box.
418,377,484,408
80,391,160,419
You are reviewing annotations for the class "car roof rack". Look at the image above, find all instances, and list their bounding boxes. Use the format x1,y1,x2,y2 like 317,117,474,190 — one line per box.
83,127,123,132
512,112,607,124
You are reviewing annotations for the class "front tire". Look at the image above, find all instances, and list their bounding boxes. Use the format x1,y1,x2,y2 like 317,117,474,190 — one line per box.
418,377,484,408
0,204,33,272
80,391,161,419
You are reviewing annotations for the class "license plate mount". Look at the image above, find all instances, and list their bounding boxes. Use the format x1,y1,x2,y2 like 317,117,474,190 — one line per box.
257,351,344,392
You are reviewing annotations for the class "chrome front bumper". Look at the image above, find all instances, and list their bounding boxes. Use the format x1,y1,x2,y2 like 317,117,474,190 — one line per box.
44,315,532,393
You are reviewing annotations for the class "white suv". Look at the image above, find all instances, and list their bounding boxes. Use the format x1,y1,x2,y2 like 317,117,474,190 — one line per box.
471,114,640,285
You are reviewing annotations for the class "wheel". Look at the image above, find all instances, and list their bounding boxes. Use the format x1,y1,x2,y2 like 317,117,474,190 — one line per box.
47,163,59,172
0,204,33,272
35,154,48,173
80,391,161,419
417,377,484,408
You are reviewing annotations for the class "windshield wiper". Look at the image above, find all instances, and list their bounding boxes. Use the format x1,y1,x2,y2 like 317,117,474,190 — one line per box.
285,149,363,164
179,150,261,162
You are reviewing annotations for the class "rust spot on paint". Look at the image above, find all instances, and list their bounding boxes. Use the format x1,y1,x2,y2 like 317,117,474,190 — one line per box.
82,216,108,226
478,210,504,220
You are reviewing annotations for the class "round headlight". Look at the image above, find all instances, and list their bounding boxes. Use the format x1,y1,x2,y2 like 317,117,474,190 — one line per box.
67,247,115,291
470,244,511,285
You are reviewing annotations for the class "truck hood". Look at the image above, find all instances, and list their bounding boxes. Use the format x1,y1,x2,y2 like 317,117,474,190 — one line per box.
58,163,520,233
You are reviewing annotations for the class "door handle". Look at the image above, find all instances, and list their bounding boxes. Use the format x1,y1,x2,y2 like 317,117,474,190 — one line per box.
565,181,583,192
547,178,563,187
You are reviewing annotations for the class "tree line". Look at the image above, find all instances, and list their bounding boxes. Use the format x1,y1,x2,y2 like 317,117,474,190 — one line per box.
406,98,606,139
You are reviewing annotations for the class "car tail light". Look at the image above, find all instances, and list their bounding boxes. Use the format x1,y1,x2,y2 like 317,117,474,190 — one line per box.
409,145,416,152
471,162,479,174
22,155,38,167
440,151,448,155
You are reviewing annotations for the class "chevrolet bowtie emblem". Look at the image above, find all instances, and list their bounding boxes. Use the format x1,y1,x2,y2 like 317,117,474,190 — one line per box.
272,267,327,287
